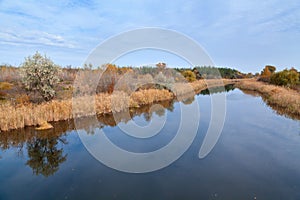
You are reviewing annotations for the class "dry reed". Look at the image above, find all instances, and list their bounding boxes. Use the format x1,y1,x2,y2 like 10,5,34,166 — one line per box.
236,79,300,117
0,79,237,131
0,89,174,131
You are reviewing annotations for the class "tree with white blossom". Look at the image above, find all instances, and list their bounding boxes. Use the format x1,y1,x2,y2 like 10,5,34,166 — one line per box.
20,52,61,101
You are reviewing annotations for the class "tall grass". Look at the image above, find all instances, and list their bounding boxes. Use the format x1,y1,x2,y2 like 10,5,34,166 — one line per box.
0,89,174,131
236,80,300,118
0,79,241,131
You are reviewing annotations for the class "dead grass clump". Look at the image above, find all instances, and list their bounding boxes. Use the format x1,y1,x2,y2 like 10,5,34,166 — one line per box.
35,121,53,130
130,89,173,106
0,82,13,90
0,79,241,131
15,94,30,105
95,93,112,113
0,82,13,100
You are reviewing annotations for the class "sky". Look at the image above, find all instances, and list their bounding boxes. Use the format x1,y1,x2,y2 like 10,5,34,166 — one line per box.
0,0,300,72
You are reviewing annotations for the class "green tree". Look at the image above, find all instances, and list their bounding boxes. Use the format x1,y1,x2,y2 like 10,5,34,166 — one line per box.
194,66,241,79
270,68,299,87
20,52,61,101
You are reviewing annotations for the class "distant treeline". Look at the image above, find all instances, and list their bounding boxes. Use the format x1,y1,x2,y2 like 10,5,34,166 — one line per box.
193,66,245,79
174,66,249,80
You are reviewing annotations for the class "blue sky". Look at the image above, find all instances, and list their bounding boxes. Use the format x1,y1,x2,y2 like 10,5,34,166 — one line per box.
0,0,300,72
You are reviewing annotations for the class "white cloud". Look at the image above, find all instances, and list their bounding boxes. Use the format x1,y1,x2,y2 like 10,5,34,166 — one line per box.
0,29,75,48
0,0,299,70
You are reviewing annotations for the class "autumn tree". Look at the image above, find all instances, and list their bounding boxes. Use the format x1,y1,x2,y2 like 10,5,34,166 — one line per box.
259,65,276,82
97,64,118,93
261,65,276,76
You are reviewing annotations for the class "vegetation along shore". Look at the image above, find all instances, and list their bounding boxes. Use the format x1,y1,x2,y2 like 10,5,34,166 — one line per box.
0,53,299,131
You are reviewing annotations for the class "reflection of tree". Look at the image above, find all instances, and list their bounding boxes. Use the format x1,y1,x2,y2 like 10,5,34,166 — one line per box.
154,107,165,117
26,136,67,177
182,96,195,105
200,84,235,95
143,112,152,122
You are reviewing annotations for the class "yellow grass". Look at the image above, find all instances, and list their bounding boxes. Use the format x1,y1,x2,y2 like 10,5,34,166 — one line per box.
0,82,13,90
236,79,300,117
2,78,297,131
0,79,238,131
0,89,174,131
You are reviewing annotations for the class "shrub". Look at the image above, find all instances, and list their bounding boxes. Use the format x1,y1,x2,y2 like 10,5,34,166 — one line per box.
0,82,13,100
270,68,299,87
0,82,12,90
258,76,271,82
20,52,61,101
181,70,196,82
0,91,6,100
0,65,21,82
15,94,31,105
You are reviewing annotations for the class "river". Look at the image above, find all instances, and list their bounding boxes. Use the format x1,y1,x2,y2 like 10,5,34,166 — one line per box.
0,87,299,200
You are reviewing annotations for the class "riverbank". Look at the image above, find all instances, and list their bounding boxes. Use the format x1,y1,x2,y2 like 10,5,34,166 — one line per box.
235,79,300,118
0,79,237,131
0,79,299,131
0,89,173,131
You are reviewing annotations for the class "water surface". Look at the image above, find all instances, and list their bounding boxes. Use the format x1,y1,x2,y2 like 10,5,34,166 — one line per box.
0,88,299,200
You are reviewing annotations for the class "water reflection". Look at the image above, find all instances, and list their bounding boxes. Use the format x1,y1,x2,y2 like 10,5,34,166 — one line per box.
199,84,299,120
239,88,300,120
0,88,299,200
0,126,70,177
26,136,67,177
0,85,298,178
0,100,175,177
76,99,175,133
199,84,235,95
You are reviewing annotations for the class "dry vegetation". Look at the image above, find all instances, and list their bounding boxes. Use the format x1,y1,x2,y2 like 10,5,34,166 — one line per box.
1,61,299,132
0,88,174,131
0,78,239,131
236,79,300,118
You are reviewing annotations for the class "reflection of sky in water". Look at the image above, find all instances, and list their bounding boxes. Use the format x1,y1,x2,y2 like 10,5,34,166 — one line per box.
103,103,181,153
0,89,300,200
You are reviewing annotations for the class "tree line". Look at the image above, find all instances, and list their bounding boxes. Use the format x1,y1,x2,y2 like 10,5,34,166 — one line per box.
1,52,299,103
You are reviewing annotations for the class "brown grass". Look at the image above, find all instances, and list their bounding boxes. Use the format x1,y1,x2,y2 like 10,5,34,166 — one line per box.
0,82,13,90
236,79,300,118
0,82,13,100
0,88,175,131
5,78,296,132
0,79,240,131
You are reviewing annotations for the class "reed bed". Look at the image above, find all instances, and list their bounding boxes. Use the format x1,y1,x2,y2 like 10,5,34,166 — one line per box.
236,80,300,117
0,89,174,131
0,79,238,131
